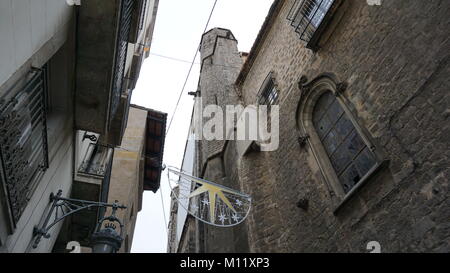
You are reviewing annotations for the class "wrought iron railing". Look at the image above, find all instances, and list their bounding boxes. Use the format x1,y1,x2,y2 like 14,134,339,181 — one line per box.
110,0,135,123
78,143,113,177
0,69,49,225
287,0,335,43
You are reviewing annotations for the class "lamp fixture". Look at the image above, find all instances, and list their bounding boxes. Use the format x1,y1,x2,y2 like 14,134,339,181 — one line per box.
32,190,126,253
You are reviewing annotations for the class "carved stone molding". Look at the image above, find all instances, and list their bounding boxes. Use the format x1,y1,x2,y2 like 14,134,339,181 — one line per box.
335,82,348,96
297,75,310,93
298,135,310,148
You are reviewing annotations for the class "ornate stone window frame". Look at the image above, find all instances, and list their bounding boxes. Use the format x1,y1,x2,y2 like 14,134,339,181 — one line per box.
295,73,387,213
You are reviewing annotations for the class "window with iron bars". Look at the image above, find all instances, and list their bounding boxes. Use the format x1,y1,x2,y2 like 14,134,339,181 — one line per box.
0,69,49,225
258,77,279,108
287,0,335,47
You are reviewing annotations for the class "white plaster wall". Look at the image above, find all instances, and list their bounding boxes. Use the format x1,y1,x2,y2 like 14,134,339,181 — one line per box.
0,0,72,87
0,4,75,250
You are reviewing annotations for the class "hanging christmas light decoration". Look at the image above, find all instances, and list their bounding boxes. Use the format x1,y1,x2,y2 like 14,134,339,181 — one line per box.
166,166,251,227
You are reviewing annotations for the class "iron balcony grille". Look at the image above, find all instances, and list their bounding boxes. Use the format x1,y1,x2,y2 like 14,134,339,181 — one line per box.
110,0,135,123
78,143,113,177
0,70,49,225
287,0,334,43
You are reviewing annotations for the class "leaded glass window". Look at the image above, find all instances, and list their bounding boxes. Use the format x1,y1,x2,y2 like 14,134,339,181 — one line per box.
312,92,377,194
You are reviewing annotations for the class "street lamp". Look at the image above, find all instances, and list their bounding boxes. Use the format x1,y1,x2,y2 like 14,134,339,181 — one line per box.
90,203,124,253
91,225,122,253
33,190,127,253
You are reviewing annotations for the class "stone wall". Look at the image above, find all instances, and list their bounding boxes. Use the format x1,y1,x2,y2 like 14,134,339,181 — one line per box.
235,0,449,252
180,0,449,253
199,28,243,166
167,188,179,253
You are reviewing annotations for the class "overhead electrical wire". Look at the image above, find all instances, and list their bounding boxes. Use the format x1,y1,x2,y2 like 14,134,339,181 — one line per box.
149,52,242,69
165,0,219,136
158,0,220,239
159,183,169,237
149,52,195,64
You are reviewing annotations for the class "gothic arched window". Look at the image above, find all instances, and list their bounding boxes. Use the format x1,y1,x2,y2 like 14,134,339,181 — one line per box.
312,92,377,194
296,74,385,204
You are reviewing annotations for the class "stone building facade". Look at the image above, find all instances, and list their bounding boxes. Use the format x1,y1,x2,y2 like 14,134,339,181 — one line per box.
107,105,167,253
172,0,449,253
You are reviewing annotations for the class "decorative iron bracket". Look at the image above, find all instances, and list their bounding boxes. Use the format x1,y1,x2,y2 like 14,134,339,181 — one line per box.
32,190,126,249
82,132,98,142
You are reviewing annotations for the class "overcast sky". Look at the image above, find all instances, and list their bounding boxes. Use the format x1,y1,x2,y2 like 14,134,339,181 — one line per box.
130,0,274,253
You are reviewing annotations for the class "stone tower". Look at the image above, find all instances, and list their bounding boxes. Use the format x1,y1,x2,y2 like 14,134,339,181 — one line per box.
193,28,249,253
198,28,243,167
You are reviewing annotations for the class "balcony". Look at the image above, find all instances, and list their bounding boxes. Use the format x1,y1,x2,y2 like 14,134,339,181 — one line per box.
0,69,48,228
66,140,114,247
287,0,341,50
78,143,114,177
75,0,146,146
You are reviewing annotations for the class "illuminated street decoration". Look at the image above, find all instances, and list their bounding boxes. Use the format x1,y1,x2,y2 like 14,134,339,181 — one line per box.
167,166,251,227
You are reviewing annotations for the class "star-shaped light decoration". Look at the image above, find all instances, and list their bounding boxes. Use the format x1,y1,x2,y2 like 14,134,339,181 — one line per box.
232,213,240,223
190,203,199,213
189,181,237,222
167,166,252,227
218,213,227,224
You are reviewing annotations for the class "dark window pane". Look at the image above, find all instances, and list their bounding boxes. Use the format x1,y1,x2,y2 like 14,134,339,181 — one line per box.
313,107,326,125
313,92,334,122
323,129,339,155
326,99,344,125
322,91,335,108
330,143,351,174
339,164,360,194
345,131,366,159
335,114,354,140
354,147,377,178
315,116,332,139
